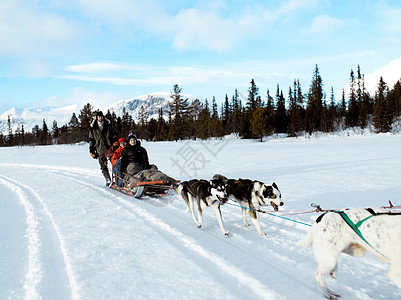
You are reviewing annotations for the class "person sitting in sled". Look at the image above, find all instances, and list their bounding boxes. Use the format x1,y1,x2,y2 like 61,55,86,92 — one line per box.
119,130,172,186
111,137,126,187
119,131,149,184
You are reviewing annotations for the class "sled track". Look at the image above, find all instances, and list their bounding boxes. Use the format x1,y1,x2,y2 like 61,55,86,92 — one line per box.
0,174,80,300
48,169,285,300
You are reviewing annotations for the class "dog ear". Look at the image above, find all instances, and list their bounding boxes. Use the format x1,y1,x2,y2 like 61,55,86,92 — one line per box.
272,182,278,190
263,186,273,198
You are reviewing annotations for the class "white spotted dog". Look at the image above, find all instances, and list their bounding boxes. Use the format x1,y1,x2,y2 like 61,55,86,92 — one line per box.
297,208,401,299
174,179,229,235
213,174,283,236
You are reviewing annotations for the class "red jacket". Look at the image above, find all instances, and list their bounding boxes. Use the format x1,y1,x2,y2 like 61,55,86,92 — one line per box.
111,147,124,166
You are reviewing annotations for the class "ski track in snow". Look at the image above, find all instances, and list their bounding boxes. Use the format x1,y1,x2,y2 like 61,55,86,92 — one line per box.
0,173,80,300
0,175,41,299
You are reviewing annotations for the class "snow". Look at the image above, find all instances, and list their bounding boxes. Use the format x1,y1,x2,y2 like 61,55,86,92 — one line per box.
1,133,401,300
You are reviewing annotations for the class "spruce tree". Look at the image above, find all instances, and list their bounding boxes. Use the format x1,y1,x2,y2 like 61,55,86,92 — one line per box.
275,85,287,133
373,77,391,132
251,107,267,142
306,65,324,134
288,86,297,137
198,99,211,140
169,84,189,140
347,69,358,127
265,89,275,135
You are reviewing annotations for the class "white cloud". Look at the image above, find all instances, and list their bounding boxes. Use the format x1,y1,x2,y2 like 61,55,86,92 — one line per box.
65,62,132,73
310,14,342,33
71,0,318,51
42,87,119,111
0,1,79,57
59,62,255,87
364,57,401,93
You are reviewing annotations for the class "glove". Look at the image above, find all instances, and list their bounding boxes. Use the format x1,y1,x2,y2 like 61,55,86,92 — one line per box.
89,146,98,159
111,141,119,152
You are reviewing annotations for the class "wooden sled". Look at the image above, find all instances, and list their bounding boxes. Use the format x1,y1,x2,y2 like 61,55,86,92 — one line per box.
110,173,180,198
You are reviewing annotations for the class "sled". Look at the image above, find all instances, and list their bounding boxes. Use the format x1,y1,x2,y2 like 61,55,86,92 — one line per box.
110,173,180,198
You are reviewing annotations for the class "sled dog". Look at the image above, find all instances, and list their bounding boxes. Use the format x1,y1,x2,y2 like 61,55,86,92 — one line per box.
297,208,401,299
213,174,283,236
174,179,229,235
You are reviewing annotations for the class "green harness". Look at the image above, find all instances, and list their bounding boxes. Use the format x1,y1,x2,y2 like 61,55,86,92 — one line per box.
331,210,376,249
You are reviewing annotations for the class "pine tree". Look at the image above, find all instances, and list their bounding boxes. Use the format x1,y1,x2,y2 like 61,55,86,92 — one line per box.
287,86,297,137
78,103,94,137
295,79,305,132
328,87,337,131
265,89,275,135
7,115,14,146
137,105,149,140
156,108,168,141
246,79,260,115
231,90,241,134
68,113,81,143
340,89,347,128
210,97,224,138
275,85,287,133
390,80,401,118
169,84,189,140
373,77,391,132
198,99,211,140
347,69,358,127
251,107,267,142
52,120,59,143
306,65,324,134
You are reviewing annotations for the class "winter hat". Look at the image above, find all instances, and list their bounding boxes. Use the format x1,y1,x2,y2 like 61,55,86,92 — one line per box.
128,134,137,141
127,129,136,141
118,137,126,143
96,111,104,117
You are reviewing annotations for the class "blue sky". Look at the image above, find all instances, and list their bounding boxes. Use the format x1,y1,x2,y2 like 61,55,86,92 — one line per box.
1,0,401,113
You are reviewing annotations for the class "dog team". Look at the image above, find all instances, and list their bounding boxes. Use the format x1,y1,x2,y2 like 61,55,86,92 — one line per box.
174,174,401,299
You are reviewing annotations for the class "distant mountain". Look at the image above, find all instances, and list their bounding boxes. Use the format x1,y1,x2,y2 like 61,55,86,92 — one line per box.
106,92,199,120
0,92,200,135
0,105,78,135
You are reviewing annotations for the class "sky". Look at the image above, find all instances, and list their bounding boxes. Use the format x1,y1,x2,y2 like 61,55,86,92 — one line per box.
1,0,401,113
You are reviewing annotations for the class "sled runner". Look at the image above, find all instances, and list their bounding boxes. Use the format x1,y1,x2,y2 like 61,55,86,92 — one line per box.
110,173,180,198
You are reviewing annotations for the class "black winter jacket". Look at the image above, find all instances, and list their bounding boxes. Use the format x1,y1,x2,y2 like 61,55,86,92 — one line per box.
119,141,150,176
89,118,118,156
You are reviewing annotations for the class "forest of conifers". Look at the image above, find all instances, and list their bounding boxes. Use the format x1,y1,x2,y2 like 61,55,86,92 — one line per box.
2,64,401,146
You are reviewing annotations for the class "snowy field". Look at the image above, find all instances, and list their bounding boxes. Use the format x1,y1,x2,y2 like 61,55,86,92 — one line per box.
1,133,401,300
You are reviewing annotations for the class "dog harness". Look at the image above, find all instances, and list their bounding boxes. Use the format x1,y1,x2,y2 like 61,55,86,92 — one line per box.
330,208,401,259
331,209,376,249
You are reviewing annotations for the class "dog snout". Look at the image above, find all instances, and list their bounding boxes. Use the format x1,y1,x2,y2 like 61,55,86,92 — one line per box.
279,201,284,206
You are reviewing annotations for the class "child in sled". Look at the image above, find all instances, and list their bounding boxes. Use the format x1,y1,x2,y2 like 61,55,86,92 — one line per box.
111,137,126,187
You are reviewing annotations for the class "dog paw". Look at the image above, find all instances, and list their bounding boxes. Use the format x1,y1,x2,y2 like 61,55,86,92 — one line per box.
224,232,230,236
259,232,267,236
244,223,250,227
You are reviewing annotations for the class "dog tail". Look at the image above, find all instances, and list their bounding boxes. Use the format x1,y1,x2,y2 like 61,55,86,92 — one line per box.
296,228,313,248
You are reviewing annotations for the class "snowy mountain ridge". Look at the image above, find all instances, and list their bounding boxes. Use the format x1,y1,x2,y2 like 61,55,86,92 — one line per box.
0,92,199,135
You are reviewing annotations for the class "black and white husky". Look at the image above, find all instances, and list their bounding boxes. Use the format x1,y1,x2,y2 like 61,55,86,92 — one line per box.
297,208,401,299
213,174,283,236
174,179,229,235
